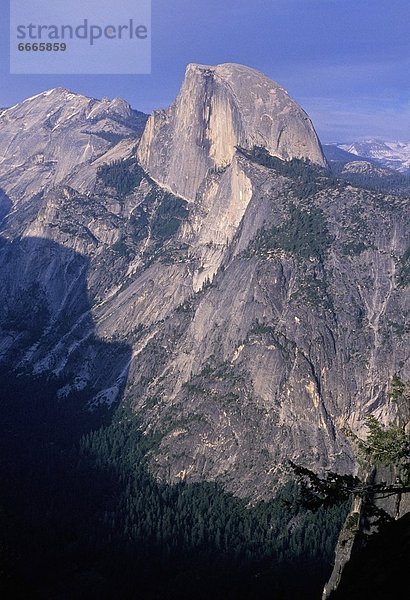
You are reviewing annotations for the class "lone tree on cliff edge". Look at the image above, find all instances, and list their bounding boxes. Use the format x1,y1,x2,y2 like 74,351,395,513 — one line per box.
290,376,410,524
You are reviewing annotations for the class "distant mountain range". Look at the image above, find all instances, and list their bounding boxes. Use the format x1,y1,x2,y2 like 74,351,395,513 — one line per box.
324,140,410,173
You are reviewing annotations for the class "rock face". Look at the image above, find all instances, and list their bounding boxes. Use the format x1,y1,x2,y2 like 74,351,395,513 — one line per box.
138,63,326,290
0,88,147,203
138,63,326,202
0,66,409,501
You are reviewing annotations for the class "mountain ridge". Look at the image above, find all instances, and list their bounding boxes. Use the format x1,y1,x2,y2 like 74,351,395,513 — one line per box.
329,140,410,173
0,64,408,500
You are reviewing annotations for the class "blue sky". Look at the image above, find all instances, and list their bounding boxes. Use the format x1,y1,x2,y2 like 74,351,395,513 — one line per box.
1,0,409,142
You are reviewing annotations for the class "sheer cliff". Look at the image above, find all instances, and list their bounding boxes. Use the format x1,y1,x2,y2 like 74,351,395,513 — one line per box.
0,64,408,500
138,63,326,200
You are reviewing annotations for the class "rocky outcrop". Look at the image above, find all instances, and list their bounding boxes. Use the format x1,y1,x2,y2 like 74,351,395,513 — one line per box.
138,63,326,290
323,460,410,599
138,63,326,203
0,88,147,203
324,512,410,600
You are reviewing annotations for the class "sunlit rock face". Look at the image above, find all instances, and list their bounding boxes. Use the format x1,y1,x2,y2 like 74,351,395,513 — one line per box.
0,88,146,202
138,63,326,202
138,63,326,290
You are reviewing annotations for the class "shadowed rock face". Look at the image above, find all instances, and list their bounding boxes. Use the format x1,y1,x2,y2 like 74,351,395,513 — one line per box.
0,68,409,501
138,63,327,202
